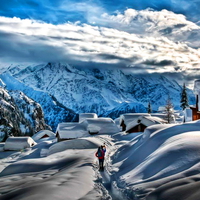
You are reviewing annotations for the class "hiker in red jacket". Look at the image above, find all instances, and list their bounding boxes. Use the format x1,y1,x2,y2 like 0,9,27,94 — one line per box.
95,144,106,171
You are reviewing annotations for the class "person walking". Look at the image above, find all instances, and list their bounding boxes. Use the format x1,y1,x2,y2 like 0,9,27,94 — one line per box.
95,144,106,171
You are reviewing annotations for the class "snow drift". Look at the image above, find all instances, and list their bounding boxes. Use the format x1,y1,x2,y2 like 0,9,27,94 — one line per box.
49,137,102,155
111,120,200,200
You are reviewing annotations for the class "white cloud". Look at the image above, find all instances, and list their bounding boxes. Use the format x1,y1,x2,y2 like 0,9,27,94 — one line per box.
0,9,199,80
98,9,200,48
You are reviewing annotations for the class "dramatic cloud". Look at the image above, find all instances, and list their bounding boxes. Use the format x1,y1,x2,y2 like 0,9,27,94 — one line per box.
98,9,200,48
0,8,200,86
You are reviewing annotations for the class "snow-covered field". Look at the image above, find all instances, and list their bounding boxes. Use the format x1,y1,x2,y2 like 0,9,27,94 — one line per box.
1,121,200,200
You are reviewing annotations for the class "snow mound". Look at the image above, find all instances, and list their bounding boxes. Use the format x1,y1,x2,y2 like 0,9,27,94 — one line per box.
32,130,55,142
142,124,175,140
49,137,102,155
112,120,200,199
4,137,37,151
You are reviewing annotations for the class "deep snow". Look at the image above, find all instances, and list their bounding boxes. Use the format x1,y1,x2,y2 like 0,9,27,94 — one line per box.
1,121,200,200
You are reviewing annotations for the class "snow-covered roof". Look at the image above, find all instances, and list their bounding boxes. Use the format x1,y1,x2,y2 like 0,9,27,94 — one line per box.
79,113,98,123
85,118,120,134
56,118,119,139
56,122,89,139
114,117,120,126
126,115,164,132
4,137,37,151
32,130,55,142
151,113,166,119
120,113,150,125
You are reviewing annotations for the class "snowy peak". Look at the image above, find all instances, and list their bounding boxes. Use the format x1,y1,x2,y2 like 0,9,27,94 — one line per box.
4,62,195,117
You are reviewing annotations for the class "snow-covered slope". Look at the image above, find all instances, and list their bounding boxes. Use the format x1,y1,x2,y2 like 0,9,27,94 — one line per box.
4,62,195,116
0,73,78,131
111,121,200,199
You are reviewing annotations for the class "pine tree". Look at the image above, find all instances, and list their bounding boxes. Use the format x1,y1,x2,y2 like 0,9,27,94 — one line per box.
165,95,174,123
147,101,152,114
180,83,189,110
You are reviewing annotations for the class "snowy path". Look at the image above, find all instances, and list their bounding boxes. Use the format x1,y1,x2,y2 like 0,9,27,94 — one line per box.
0,136,118,200
93,135,130,200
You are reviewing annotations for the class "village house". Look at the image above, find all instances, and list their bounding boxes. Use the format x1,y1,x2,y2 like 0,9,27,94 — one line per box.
56,114,119,142
190,80,200,121
120,113,166,133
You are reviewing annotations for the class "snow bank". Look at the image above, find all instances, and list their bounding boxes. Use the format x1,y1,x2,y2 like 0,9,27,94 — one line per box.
32,130,55,142
111,120,200,200
79,113,98,122
142,124,175,140
4,137,37,151
49,137,102,155
0,149,102,200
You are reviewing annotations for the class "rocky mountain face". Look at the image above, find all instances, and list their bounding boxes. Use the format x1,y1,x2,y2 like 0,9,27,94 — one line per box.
0,73,78,132
0,85,50,142
5,63,195,110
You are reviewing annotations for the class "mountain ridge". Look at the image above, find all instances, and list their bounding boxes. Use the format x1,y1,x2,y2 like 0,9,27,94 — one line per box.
4,62,195,117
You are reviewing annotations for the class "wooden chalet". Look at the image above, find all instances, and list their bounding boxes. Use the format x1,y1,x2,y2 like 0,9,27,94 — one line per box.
190,95,200,121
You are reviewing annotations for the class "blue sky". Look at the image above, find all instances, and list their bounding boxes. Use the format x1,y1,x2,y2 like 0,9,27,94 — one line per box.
0,0,199,24
0,0,200,86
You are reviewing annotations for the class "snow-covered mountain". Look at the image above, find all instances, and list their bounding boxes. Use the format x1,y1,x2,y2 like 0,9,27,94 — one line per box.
0,85,50,142
4,62,195,116
0,73,78,132
101,102,147,119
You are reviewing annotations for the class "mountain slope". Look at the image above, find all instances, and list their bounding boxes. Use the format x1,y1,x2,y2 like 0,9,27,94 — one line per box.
0,73,78,131
101,102,147,119
0,85,49,142
5,63,195,116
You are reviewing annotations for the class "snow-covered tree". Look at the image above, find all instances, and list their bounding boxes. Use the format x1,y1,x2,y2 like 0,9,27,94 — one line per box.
165,95,174,123
180,83,189,110
147,101,152,114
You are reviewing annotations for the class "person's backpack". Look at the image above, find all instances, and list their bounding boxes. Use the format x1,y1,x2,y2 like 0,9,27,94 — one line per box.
97,148,102,157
